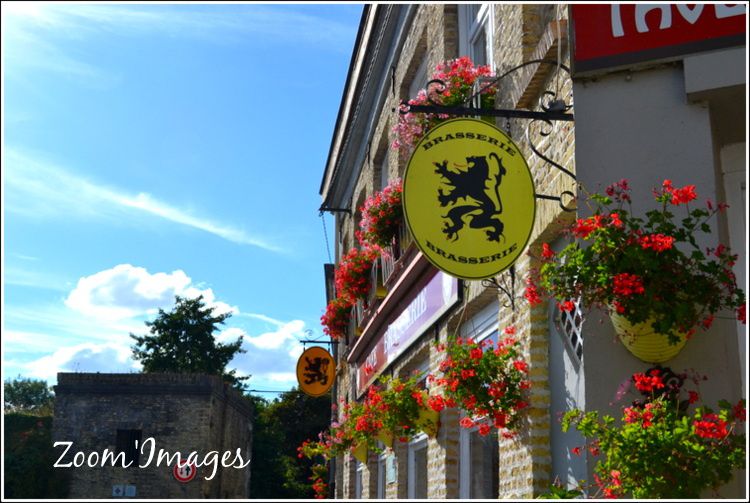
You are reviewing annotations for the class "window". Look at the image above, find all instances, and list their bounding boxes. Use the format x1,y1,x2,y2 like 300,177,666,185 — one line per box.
115,429,142,466
407,434,428,498
377,450,387,498
458,4,495,68
458,302,499,498
408,56,429,102
548,238,587,491
720,141,746,395
555,297,583,364
459,420,499,498
380,153,390,191
354,460,364,498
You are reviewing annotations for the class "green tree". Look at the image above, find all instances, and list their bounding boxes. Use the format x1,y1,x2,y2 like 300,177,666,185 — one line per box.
250,388,331,499
3,414,69,498
130,295,248,388
3,377,54,415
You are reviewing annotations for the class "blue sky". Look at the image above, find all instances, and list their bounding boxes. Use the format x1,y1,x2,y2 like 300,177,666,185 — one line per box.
2,2,362,395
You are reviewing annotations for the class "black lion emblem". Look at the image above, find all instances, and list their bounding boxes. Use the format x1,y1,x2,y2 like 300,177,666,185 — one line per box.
434,153,506,242
303,356,329,386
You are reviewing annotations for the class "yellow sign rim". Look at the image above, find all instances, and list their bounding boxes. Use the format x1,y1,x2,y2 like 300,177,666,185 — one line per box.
402,117,537,280
295,346,335,397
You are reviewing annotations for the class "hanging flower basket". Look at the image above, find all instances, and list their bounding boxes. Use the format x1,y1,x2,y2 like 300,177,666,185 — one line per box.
351,442,368,463
321,296,352,340
428,326,531,438
610,310,688,363
416,395,440,438
376,430,393,448
392,56,496,160
357,178,403,250
527,179,746,357
334,245,380,304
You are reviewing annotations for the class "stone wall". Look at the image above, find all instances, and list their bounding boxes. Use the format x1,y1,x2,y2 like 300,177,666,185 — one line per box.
53,373,252,499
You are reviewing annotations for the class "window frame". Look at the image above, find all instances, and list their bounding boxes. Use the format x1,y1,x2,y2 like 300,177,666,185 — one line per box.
458,4,495,69
354,459,364,499
407,433,429,499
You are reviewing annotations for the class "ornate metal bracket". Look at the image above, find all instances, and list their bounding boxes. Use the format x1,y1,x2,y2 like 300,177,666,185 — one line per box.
398,59,577,212
481,265,516,311
398,59,574,122
300,339,340,345
535,190,577,212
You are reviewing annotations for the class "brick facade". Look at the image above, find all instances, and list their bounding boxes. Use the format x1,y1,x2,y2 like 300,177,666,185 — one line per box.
53,373,252,499
322,4,576,499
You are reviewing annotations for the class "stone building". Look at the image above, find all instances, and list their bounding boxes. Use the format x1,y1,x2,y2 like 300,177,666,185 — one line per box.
53,373,253,499
319,3,745,499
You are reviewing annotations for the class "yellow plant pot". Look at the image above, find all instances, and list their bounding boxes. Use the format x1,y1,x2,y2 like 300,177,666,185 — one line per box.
376,430,393,448
351,442,368,463
416,392,440,437
375,284,387,299
610,311,688,363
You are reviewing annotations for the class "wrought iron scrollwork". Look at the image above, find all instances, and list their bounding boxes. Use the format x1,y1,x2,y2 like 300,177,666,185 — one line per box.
481,265,516,311
398,59,574,123
535,190,577,212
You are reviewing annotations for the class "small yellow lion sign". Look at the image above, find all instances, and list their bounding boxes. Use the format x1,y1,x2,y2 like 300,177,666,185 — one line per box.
403,118,536,280
296,346,335,397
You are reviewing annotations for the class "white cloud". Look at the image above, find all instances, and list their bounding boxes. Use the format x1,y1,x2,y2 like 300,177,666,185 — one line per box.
215,327,247,345
238,313,285,327
64,264,237,320
243,320,306,350
4,149,282,252
4,304,145,344
24,342,140,380
265,372,297,383
3,266,71,291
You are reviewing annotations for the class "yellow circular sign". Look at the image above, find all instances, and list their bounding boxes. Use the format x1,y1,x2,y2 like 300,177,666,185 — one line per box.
403,118,536,280
296,346,335,397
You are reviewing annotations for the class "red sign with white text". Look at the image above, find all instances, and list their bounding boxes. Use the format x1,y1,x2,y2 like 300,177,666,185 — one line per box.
571,4,746,75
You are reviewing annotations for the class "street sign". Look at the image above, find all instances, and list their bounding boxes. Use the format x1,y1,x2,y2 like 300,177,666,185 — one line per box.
297,346,335,397
173,459,197,483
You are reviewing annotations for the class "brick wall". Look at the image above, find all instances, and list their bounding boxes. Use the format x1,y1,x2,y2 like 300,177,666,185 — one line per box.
53,373,252,499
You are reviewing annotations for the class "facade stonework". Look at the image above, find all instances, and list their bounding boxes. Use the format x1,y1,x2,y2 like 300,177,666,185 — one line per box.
53,373,252,499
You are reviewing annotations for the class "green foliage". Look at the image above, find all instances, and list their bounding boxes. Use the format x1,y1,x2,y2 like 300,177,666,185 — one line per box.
130,295,248,388
561,372,746,498
431,329,530,435
249,389,331,499
3,413,69,498
4,376,54,415
537,480,583,499
532,179,746,343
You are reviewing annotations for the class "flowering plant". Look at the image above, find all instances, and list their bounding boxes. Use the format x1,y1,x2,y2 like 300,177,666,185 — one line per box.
320,296,351,340
428,326,531,437
344,374,437,453
392,56,496,159
334,246,380,304
300,374,438,468
561,369,746,498
309,463,328,499
356,179,404,249
527,179,746,345
297,441,331,499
